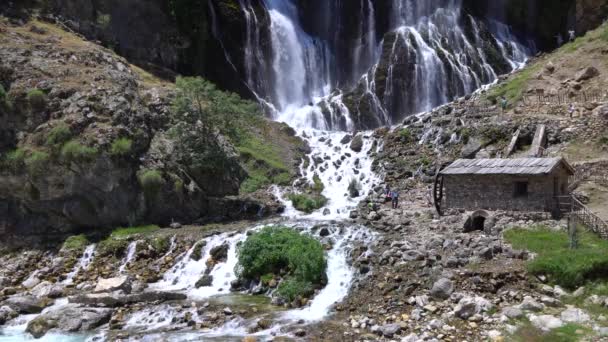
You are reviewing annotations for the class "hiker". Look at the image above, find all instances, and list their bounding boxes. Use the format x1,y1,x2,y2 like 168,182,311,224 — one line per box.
568,103,575,118
385,184,391,201
391,190,399,209
500,96,508,113
568,29,576,42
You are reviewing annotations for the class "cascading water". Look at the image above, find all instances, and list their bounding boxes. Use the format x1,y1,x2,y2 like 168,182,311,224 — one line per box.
63,244,96,285
118,241,138,274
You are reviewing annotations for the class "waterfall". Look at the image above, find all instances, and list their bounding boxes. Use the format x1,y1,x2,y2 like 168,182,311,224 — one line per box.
217,0,531,130
118,241,138,274
63,244,96,285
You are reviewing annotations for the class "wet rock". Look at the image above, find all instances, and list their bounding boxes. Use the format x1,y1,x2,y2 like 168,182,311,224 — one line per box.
223,307,233,315
210,244,229,263
575,66,600,81
195,275,214,288
319,227,330,237
322,208,330,216
26,304,111,338
3,295,46,314
294,328,306,337
94,276,132,294
379,323,401,337
350,134,363,152
257,319,272,330
560,308,590,323
340,134,353,145
22,276,41,289
529,314,563,331
0,306,17,325
430,278,454,300
69,291,186,307
30,281,65,299
349,210,358,219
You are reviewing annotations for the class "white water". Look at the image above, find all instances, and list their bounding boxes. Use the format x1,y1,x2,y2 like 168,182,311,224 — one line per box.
118,241,138,274
63,244,96,285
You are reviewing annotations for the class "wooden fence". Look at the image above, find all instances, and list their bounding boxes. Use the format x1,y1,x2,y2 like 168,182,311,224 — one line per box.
556,195,608,239
523,90,605,105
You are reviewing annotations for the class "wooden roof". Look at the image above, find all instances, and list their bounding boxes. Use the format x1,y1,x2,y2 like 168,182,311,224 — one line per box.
440,157,575,176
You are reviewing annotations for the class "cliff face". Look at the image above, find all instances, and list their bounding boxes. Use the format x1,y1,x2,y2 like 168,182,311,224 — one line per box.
0,19,289,240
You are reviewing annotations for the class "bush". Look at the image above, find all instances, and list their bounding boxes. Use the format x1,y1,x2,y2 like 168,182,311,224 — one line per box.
288,193,328,213
399,128,412,142
236,226,327,301
3,148,26,172
138,169,165,197
46,124,72,147
61,140,98,164
25,151,50,176
26,89,47,112
505,226,608,289
236,227,327,301
109,138,133,157
312,174,324,193
63,234,89,251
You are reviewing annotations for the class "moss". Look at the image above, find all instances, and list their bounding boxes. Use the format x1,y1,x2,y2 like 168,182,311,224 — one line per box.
62,234,89,251
149,235,170,255
110,225,159,238
97,238,129,258
2,148,26,172
26,89,47,112
109,138,133,158
61,140,98,164
25,151,50,176
138,169,165,197
46,124,72,147
288,193,328,214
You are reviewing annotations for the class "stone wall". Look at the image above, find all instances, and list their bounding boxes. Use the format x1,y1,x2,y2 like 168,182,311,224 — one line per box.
444,167,570,212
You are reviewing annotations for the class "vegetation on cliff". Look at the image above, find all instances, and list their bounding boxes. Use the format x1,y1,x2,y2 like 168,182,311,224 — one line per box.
236,226,327,302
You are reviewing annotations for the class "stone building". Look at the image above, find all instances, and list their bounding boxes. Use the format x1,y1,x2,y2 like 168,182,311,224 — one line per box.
435,158,575,214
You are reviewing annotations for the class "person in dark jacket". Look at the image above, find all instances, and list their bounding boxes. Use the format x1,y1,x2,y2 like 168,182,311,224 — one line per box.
391,190,399,209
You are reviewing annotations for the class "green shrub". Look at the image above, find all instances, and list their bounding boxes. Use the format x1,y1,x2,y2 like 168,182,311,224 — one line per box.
138,169,165,196
26,89,47,112
505,226,608,289
288,193,328,214
150,236,170,255
312,174,324,193
273,172,292,186
25,151,50,176
46,124,72,147
236,226,326,301
399,128,412,142
110,225,160,238
109,138,133,157
3,148,26,172
61,140,98,164
63,234,89,251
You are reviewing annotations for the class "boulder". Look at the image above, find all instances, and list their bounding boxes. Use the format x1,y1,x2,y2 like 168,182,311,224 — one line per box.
0,305,17,325
379,323,401,337
3,295,46,314
367,211,380,221
575,66,600,81
22,276,41,289
560,308,590,323
529,314,563,331
454,296,493,320
461,138,484,158
210,244,229,263
340,134,353,145
195,275,214,288
94,276,132,293
430,278,454,300
519,296,544,312
30,281,65,299
350,134,364,152
502,306,524,319
26,304,112,338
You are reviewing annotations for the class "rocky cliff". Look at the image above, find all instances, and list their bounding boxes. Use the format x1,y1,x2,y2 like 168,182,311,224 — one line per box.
0,18,299,242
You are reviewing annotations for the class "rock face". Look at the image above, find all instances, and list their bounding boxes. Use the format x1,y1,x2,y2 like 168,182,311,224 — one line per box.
3,295,46,314
26,304,112,338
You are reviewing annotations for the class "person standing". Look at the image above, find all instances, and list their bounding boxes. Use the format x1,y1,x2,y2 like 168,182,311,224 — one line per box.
568,29,576,42
391,189,399,209
500,96,508,114
568,103,575,118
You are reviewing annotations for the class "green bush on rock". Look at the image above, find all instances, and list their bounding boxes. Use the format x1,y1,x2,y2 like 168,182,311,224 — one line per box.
46,124,72,147
236,226,327,302
109,138,133,157
61,141,98,164
26,89,47,112
25,151,50,176
288,193,328,214
138,170,165,197
62,234,89,251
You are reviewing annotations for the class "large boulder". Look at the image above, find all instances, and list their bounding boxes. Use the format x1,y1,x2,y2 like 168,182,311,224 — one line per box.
575,66,600,82
3,295,46,314
25,304,111,338
210,244,229,263
350,134,364,152
30,281,65,299
454,296,493,320
430,278,454,300
529,314,563,331
93,276,132,294
560,308,590,323
0,305,17,325
195,275,214,288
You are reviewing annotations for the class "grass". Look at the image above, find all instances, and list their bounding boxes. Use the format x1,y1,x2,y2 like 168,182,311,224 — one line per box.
510,321,593,342
24,151,50,176
2,148,26,172
61,140,98,164
288,193,328,214
486,63,541,106
46,124,72,147
237,133,292,193
236,226,327,302
62,234,89,251
26,89,47,112
399,128,412,142
110,225,159,238
109,138,133,157
138,169,164,196
504,226,608,289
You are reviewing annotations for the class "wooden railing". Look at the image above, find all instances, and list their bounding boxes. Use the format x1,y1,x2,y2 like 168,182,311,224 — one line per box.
556,195,608,239
523,90,605,105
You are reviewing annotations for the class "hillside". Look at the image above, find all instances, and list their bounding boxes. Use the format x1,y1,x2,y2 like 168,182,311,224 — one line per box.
0,18,305,243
